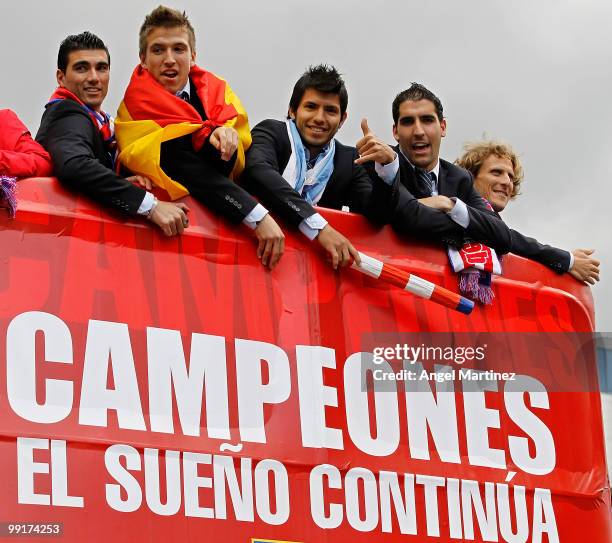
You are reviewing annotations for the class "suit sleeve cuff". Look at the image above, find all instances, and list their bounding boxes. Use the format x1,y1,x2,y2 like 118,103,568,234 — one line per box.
299,213,328,240
374,154,399,185
447,197,470,228
243,203,268,230
137,192,156,215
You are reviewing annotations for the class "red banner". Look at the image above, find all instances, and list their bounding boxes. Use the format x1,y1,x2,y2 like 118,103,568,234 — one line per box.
0,179,609,542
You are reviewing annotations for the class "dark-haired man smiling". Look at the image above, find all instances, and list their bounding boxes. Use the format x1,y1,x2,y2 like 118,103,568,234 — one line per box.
243,64,399,269
36,31,188,236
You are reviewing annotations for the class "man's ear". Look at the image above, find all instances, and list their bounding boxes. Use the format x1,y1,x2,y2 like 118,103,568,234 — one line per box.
440,118,447,137
288,108,296,120
139,54,147,69
190,49,196,67
392,123,399,142
56,69,65,87
338,111,348,130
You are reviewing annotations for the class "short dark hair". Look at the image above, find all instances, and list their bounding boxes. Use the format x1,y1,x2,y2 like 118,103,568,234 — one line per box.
392,83,443,124
57,31,110,72
288,64,348,117
139,5,196,57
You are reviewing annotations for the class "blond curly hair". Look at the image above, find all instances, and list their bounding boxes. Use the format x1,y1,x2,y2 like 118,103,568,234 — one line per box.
456,140,524,199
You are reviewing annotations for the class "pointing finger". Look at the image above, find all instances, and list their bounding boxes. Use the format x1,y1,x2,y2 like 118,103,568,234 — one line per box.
354,152,381,165
209,129,220,150
219,129,227,154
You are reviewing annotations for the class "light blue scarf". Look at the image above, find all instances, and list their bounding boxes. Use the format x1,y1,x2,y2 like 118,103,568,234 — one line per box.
282,119,336,205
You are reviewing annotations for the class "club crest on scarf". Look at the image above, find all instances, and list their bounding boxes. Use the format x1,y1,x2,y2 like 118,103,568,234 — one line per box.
448,198,502,305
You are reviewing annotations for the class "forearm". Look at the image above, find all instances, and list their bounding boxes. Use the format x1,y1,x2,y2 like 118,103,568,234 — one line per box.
350,161,399,224
57,154,146,214
464,207,513,254
509,229,571,273
391,189,466,245
162,143,258,224
244,163,317,227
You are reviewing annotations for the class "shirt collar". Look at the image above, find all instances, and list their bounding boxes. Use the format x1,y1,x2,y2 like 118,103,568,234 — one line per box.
304,142,331,166
175,79,191,99
399,147,440,178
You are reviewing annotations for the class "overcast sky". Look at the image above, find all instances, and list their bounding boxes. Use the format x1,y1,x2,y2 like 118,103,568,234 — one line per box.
2,0,611,330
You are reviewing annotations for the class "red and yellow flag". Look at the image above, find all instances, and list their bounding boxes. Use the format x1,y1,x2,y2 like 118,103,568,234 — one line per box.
115,65,251,200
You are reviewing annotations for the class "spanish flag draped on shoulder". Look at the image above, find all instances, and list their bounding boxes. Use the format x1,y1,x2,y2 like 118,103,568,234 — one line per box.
115,65,251,200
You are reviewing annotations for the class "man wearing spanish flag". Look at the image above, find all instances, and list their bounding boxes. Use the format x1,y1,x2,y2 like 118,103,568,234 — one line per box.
116,6,284,269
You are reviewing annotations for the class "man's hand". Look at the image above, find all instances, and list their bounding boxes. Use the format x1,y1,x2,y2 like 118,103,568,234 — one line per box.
569,249,600,285
209,126,239,161
126,175,154,191
148,201,190,237
355,118,396,165
418,195,455,212
254,214,285,270
317,225,361,269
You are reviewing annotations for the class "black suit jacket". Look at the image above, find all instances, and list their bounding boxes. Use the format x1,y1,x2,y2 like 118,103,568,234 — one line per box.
36,99,146,214
374,148,511,251
159,83,259,224
507,223,570,272
242,119,398,228
392,148,569,271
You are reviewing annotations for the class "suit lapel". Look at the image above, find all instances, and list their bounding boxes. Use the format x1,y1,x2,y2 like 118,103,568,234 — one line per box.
437,161,448,196
188,79,208,121
277,121,292,173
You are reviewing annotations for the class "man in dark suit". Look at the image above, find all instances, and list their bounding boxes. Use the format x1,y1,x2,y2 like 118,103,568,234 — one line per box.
116,6,284,269
457,140,600,284
368,83,515,253
243,65,399,269
36,32,188,237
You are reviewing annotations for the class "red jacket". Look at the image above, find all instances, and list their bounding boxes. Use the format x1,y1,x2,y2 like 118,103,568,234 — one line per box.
0,109,53,178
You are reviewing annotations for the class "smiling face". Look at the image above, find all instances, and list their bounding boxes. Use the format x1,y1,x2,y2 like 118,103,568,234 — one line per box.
473,154,516,212
290,88,347,154
56,49,109,112
393,99,446,171
140,26,195,94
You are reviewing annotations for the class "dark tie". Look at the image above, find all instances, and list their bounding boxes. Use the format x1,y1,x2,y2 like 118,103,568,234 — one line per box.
416,168,436,195
179,91,189,102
